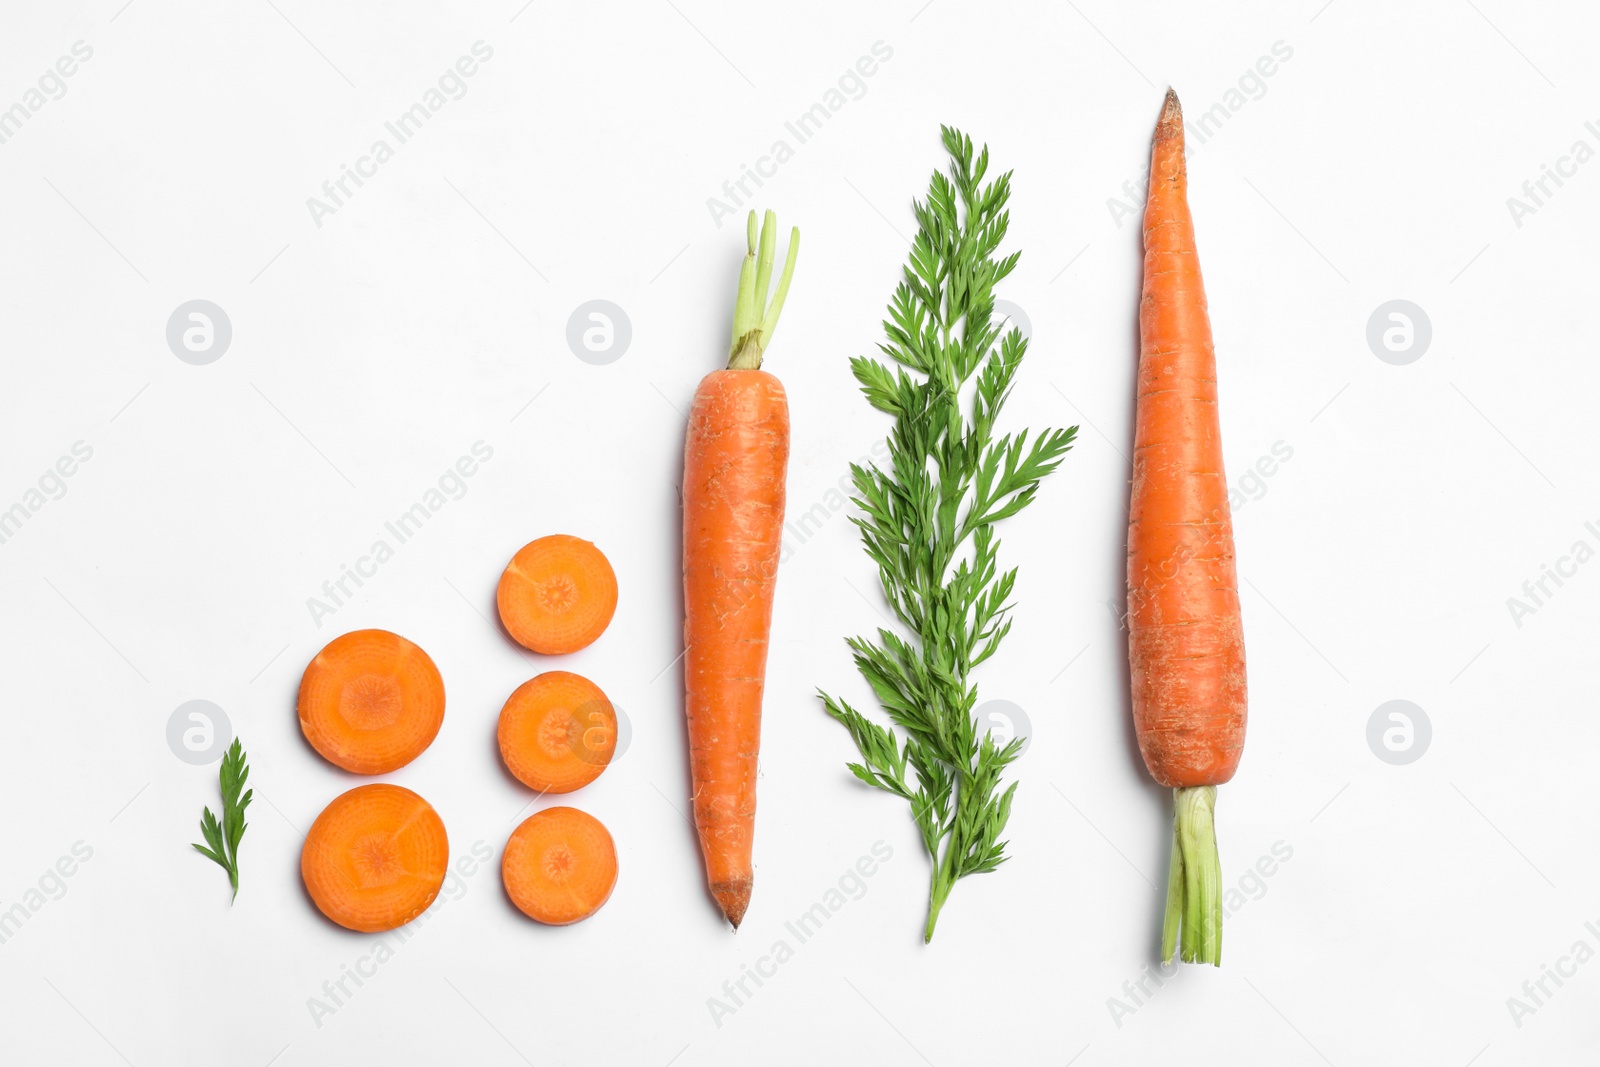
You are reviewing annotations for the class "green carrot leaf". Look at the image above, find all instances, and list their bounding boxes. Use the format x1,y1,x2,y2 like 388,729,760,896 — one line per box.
193,738,251,903
819,129,1076,942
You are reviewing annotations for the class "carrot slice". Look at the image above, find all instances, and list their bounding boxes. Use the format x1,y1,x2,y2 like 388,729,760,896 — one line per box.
298,629,445,775
497,671,617,794
502,806,617,925
302,784,449,933
496,535,618,654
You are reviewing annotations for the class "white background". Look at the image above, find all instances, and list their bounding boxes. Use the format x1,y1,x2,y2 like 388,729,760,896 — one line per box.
0,0,1595,1063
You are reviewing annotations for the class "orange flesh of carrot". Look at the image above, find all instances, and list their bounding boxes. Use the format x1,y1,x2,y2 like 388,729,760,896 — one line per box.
301,783,449,933
1129,89,1247,788
683,369,789,929
497,535,618,655
298,629,446,775
502,806,618,925
497,671,617,794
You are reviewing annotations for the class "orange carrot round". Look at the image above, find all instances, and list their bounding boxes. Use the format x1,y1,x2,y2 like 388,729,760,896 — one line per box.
1128,89,1247,967
298,629,445,775
302,783,449,933
497,671,617,794
502,806,617,925
497,535,617,655
683,209,798,928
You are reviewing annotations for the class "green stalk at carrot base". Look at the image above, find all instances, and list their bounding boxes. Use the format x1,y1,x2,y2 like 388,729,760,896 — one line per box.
1163,786,1221,964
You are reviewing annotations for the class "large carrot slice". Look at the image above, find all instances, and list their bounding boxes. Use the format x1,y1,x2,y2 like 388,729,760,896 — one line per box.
302,784,449,933
497,535,618,655
298,629,445,775
683,210,798,929
497,671,617,794
502,806,617,925
1128,90,1248,966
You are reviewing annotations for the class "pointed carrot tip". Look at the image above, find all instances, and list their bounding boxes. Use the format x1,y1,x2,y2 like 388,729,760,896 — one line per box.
713,879,751,929
1160,87,1182,125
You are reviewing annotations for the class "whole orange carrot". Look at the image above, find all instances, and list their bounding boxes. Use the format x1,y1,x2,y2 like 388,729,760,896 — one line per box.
1128,89,1247,966
683,210,798,928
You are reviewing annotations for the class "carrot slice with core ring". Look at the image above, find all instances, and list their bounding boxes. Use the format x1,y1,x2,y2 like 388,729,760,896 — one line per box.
496,535,617,655
502,806,617,925
497,671,617,794
298,629,445,775
302,784,449,933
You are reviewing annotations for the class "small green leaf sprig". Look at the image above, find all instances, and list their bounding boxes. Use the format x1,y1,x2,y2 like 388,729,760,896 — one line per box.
192,739,252,902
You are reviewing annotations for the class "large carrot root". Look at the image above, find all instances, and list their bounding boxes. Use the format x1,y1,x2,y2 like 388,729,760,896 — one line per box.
683,210,798,928
1129,90,1247,966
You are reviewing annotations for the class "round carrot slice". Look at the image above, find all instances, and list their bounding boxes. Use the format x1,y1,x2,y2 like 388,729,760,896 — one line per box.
298,629,445,775
302,784,449,933
497,671,617,793
496,535,617,654
502,806,617,925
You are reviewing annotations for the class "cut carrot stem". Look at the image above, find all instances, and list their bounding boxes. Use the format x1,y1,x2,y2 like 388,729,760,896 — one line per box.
302,784,449,933
1129,89,1246,967
502,806,617,925
497,534,618,655
298,629,446,775
497,671,618,794
684,209,798,928
1163,785,1222,964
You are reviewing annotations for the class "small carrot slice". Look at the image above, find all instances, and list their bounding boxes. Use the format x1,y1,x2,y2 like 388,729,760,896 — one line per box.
502,806,617,925
298,629,445,775
302,784,449,933
497,671,617,794
496,535,617,655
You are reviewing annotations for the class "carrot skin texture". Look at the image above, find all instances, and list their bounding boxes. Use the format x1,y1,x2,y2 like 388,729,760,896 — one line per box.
1128,89,1247,789
682,368,789,928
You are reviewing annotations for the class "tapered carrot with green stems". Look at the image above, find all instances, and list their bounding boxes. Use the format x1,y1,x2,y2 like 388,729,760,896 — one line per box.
1129,90,1247,967
683,208,799,928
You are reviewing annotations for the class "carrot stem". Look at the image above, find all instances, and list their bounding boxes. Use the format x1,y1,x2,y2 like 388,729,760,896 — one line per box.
757,226,800,349
924,849,955,943
752,209,777,319
728,209,800,370
731,211,759,349
1163,786,1221,965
